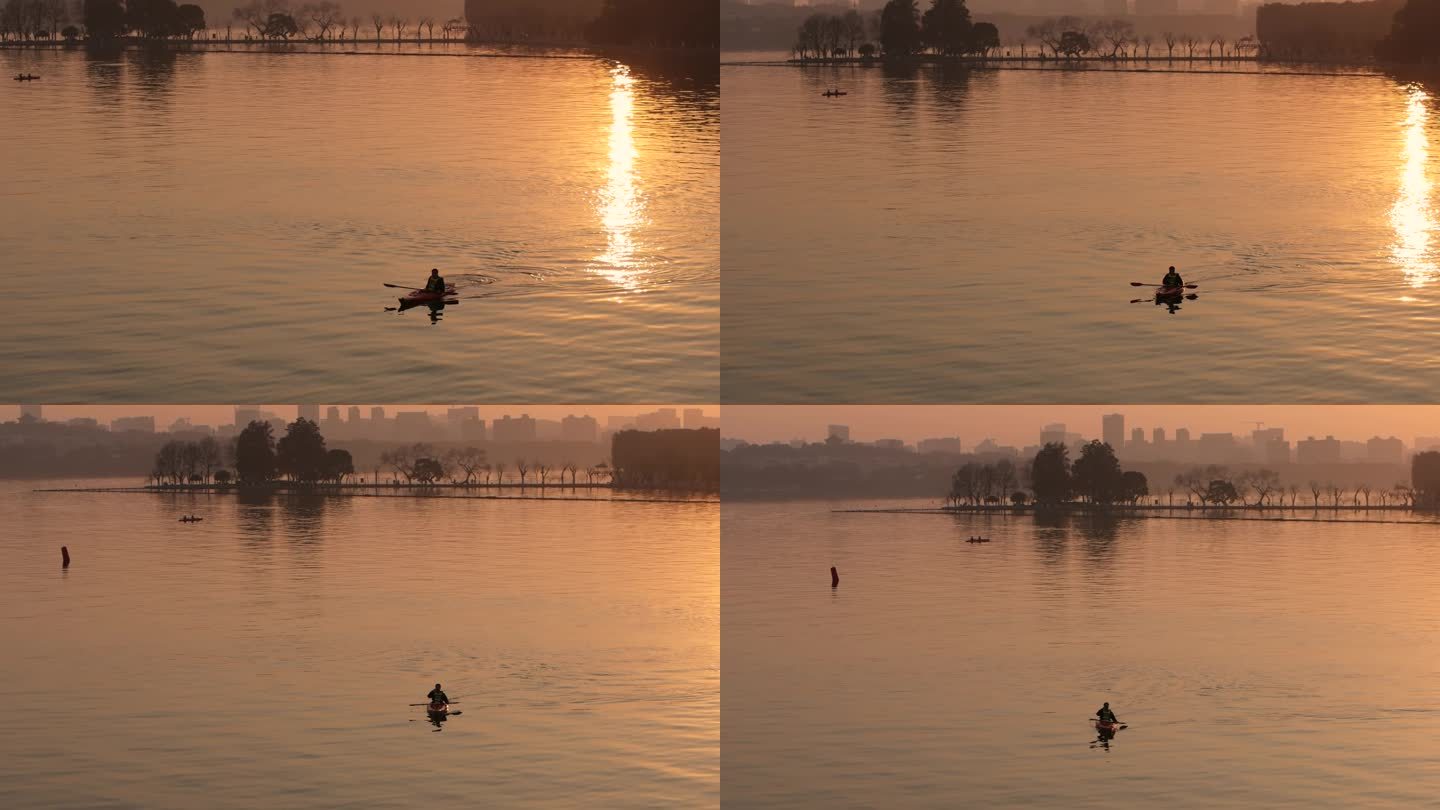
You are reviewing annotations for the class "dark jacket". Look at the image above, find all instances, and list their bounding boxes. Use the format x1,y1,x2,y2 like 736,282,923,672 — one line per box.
428,688,450,704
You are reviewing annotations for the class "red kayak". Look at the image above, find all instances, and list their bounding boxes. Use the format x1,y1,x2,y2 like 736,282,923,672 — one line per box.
400,285,457,306
1094,719,1123,733
1155,285,1186,299
427,701,449,716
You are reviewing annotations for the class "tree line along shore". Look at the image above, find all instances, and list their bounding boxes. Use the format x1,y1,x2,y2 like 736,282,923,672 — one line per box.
0,0,717,49
783,0,1438,66
723,437,1440,509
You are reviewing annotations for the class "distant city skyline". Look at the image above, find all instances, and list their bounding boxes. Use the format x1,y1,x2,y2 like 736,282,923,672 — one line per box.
721,406,1440,450
5,404,718,426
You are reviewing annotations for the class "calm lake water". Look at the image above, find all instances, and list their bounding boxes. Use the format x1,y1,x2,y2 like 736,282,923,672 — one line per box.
724,499,1440,808
0,45,717,402
0,480,717,808
722,61,1440,402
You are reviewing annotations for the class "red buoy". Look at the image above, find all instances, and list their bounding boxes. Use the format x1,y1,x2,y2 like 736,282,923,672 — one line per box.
61,546,70,568
830,566,838,587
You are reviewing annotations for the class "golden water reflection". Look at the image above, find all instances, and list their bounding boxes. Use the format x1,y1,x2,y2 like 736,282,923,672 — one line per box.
1392,85,1438,288
593,64,647,293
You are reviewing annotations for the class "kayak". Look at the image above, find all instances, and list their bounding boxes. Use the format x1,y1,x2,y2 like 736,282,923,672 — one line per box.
1094,719,1122,733
427,701,449,716
400,285,457,306
1155,285,1186,299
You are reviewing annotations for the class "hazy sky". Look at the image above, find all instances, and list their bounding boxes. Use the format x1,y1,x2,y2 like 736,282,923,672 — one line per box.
722,406,1440,447
5,404,716,426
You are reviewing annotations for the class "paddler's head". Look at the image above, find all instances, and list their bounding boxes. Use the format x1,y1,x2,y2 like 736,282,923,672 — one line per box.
435,683,442,689
1102,702,1109,708
431,268,440,277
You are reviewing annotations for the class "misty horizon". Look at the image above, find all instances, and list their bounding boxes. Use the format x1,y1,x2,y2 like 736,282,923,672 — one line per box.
720,405,1440,449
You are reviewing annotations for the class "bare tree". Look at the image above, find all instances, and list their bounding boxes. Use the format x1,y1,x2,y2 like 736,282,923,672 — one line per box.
1210,33,1226,58
1162,30,1177,59
420,16,434,40
371,12,383,41
515,459,529,485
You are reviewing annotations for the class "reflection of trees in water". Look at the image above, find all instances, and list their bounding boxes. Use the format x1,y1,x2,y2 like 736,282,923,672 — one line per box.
880,59,920,120
280,494,332,547
613,51,718,102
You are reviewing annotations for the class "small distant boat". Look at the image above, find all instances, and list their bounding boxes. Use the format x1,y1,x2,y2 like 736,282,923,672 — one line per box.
822,89,847,97
179,515,204,523
13,74,40,82
966,536,990,543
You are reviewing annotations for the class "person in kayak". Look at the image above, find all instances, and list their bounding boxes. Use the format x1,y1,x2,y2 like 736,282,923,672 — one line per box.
427,683,451,705
1161,266,1184,289
424,268,447,296
1096,702,1119,724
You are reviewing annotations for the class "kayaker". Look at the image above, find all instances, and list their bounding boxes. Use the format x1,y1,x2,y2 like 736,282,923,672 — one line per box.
424,268,447,295
1161,266,1183,288
1096,702,1119,724
427,683,451,705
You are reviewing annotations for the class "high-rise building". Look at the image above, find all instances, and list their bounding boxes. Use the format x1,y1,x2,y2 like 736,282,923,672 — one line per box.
348,406,362,423
636,408,681,431
235,406,263,428
370,406,385,421
684,408,704,428
1102,413,1125,449
394,411,432,435
1296,436,1342,465
1152,427,1166,444
112,416,156,433
1040,423,1067,446
1264,439,1291,466
325,406,341,423
1201,0,1239,14
297,404,320,423
827,424,851,443
1129,427,1145,446
492,414,538,443
561,414,599,442
1175,427,1191,444
608,414,637,431
917,437,962,454
19,404,42,421
1103,0,1130,15
1367,436,1404,464
874,439,906,451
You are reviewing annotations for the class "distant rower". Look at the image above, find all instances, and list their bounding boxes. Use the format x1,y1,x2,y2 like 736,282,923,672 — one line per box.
428,683,451,705
424,268,447,295
1096,702,1119,724
1162,266,1184,289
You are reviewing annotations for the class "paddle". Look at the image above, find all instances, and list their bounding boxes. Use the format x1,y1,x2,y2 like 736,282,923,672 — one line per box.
1089,718,1127,728
1130,281,1199,289
409,701,461,706
384,283,424,292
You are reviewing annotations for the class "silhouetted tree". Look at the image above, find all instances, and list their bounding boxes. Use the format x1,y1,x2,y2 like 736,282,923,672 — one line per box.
234,420,277,485
879,0,921,57
1377,0,1440,62
84,0,126,38
177,3,205,38
1059,29,1091,58
921,0,971,56
1071,440,1123,504
586,0,718,49
971,21,999,57
1412,450,1440,506
265,11,298,39
275,418,327,483
1030,442,1071,505
1205,479,1239,505
412,457,444,484
1120,470,1148,504
324,448,354,483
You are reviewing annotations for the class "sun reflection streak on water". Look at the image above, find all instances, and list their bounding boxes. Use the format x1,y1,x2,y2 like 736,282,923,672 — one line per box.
593,64,648,294
1392,86,1438,289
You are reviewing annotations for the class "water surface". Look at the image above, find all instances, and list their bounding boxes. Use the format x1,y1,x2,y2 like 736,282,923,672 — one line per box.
1,46,718,402
0,480,718,808
723,63,1440,402
724,500,1440,807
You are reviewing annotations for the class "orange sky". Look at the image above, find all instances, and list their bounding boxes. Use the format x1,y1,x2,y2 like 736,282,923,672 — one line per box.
4,404,717,426
722,405,1440,447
